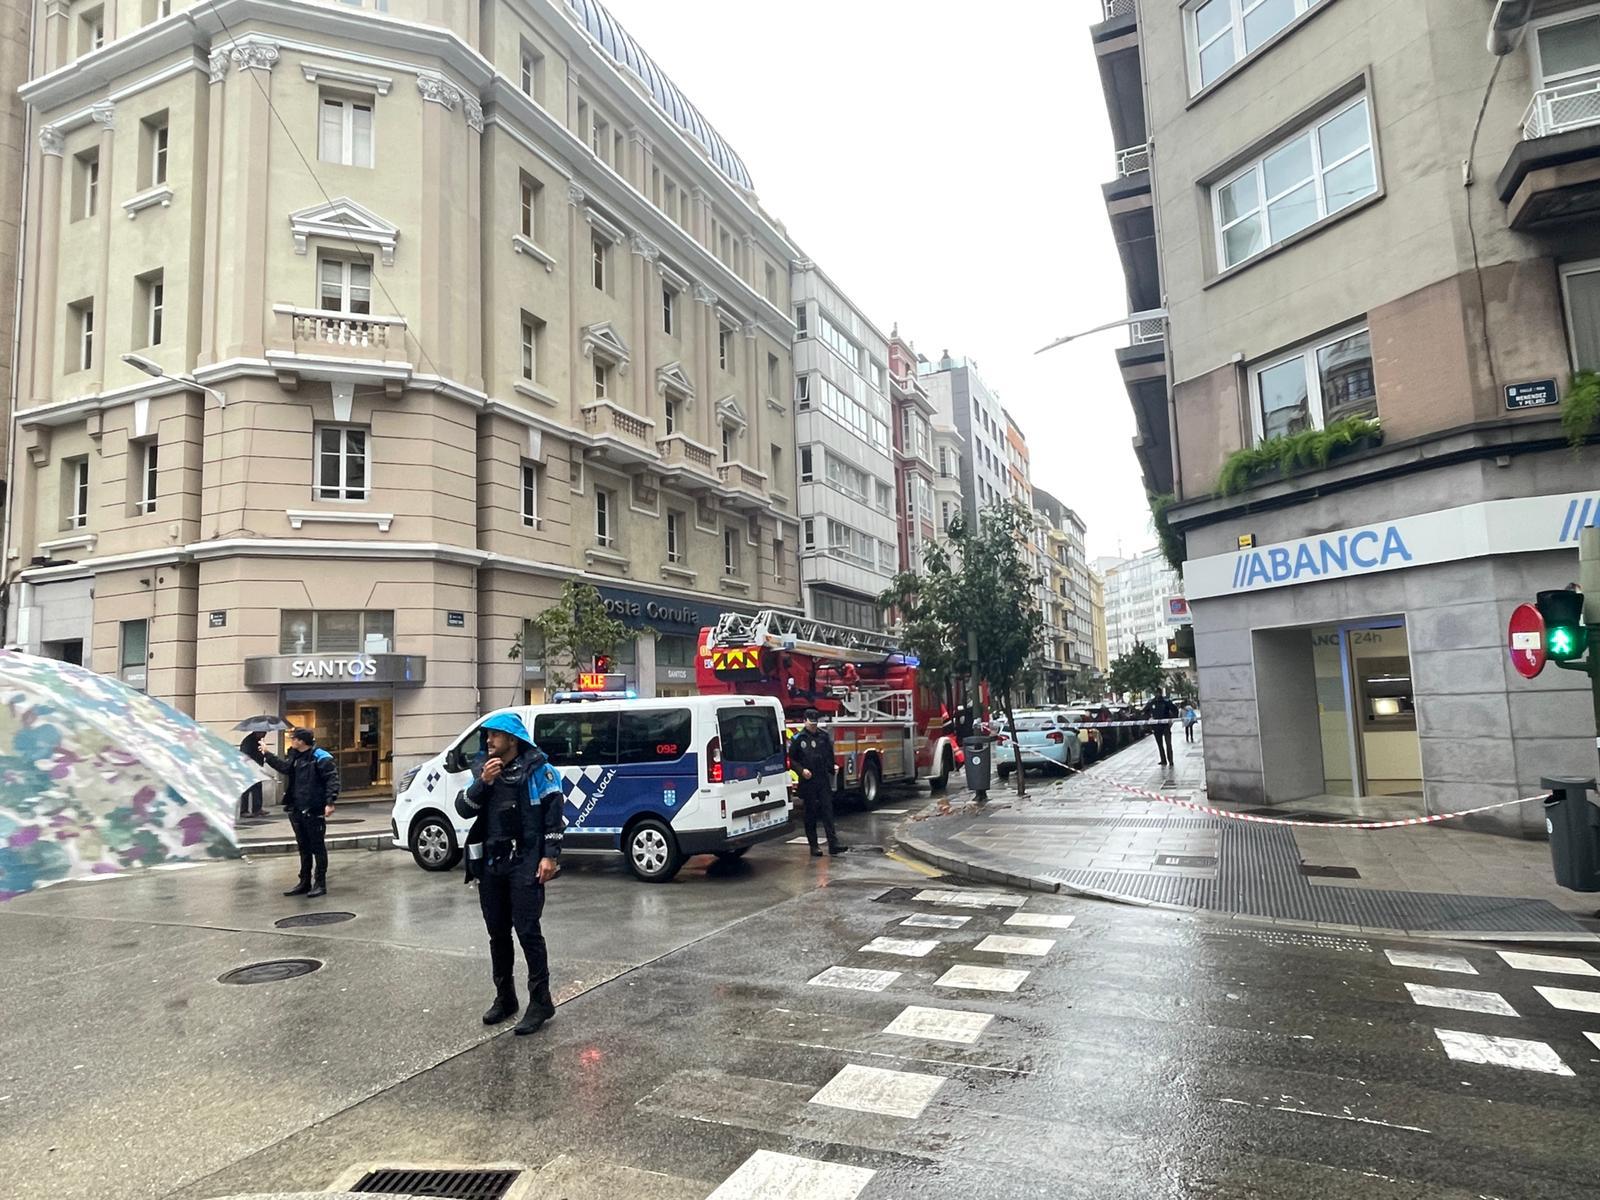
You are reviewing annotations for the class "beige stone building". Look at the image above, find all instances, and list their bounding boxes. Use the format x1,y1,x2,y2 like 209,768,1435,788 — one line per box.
8,0,802,793
0,0,30,534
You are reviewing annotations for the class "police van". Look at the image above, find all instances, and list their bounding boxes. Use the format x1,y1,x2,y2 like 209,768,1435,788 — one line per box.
390,695,793,882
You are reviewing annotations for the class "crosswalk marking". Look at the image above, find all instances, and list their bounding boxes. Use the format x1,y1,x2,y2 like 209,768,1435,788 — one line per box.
706,1150,874,1200
883,1005,994,1045
1497,951,1600,978
913,888,1027,908
1004,912,1075,930
936,964,1030,993
1585,1032,1600,1052
809,1062,946,1119
974,934,1055,957
902,913,970,929
1534,985,1600,1014
1385,949,1477,975
809,966,901,993
860,936,940,958
874,808,910,815
1404,982,1518,1016
1434,1029,1574,1076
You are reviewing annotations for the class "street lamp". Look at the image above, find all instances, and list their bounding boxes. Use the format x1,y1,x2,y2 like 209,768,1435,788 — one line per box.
121,353,227,408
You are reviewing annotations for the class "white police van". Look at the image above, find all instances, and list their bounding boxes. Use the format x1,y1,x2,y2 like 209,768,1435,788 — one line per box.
390,695,793,882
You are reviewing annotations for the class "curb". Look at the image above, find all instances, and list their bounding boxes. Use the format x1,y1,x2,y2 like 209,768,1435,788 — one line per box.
240,833,395,857
893,831,1059,895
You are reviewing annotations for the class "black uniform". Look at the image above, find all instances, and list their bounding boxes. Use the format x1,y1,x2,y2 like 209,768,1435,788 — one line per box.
260,742,340,886
238,733,265,817
456,719,565,1020
790,725,839,852
1148,696,1179,767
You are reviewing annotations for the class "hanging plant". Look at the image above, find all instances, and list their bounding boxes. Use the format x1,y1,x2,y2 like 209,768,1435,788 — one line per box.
1148,491,1185,573
1562,370,1600,451
1216,415,1383,496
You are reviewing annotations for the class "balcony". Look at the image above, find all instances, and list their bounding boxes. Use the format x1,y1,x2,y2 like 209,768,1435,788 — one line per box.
1115,311,1171,496
1114,142,1150,177
1498,79,1600,230
717,461,768,509
267,306,412,397
656,434,719,490
1093,0,1145,162
581,401,657,469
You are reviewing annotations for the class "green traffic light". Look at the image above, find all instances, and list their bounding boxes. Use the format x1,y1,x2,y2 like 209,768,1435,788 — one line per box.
1549,627,1576,657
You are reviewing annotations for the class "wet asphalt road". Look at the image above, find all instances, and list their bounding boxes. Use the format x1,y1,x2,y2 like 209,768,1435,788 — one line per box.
6,788,1600,1199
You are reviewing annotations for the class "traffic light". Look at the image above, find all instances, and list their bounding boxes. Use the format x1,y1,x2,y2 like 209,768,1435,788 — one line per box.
594,653,613,673
1536,589,1588,662
1166,624,1195,660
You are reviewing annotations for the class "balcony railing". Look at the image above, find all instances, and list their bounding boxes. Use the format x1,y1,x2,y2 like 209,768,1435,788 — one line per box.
1101,0,1136,19
1129,310,1166,344
1115,142,1150,177
275,305,406,350
657,434,716,474
1522,78,1600,140
582,401,654,452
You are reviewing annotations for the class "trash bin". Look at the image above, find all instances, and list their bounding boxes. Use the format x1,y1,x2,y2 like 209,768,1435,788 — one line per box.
963,736,992,794
1543,776,1600,892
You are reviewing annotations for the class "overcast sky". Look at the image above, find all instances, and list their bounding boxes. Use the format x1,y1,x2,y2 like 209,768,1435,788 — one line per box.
604,0,1156,562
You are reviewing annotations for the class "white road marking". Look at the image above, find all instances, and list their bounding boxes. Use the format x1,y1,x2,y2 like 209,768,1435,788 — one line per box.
786,837,812,845
936,964,1030,993
1535,985,1600,1014
1497,950,1600,977
913,888,1027,908
874,808,910,815
1004,912,1076,929
1384,949,1477,975
1585,1032,1600,1052
884,1005,994,1045
1404,982,1518,1016
974,934,1055,957
860,936,940,958
808,966,901,993
902,913,970,929
706,1150,874,1200
1213,1096,1432,1133
1434,1029,1574,1076
809,1062,946,1119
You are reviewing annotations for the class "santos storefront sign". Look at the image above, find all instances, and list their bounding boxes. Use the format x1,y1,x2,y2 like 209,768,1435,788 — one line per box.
1184,489,1600,599
244,654,428,687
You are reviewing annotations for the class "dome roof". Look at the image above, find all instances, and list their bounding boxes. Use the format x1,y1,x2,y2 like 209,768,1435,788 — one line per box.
564,0,755,193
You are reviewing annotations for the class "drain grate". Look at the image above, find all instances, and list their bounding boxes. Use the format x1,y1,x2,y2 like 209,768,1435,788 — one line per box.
351,1168,520,1198
1300,863,1361,880
274,911,356,928
217,958,322,985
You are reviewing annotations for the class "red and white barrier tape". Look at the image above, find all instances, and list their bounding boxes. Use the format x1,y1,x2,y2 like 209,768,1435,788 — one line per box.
1102,780,1541,830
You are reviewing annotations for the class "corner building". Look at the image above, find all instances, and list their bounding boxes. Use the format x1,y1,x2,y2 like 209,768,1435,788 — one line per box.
1093,0,1600,830
9,0,801,793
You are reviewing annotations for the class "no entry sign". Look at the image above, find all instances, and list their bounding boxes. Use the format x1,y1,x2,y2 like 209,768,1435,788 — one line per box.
1508,603,1546,679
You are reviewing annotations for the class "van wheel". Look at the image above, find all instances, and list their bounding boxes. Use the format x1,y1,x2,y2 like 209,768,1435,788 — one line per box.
861,759,882,807
410,813,460,872
625,818,683,883
930,749,951,792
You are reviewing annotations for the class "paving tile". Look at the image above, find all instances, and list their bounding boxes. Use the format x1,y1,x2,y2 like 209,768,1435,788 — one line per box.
901,914,970,930
1004,912,1076,930
707,1150,875,1200
883,1004,994,1045
1434,1029,1573,1076
912,888,1026,908
860,936,940,959
808,966,901,993
935,964,1030,993
974,934,1055,956
809,1062,946,1119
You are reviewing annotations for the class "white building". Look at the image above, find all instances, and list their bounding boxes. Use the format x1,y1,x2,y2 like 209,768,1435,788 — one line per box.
918,352,1008,524
1095,548,1183,662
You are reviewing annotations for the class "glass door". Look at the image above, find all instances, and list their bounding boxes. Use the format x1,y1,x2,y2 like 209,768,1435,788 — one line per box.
281,691,394,798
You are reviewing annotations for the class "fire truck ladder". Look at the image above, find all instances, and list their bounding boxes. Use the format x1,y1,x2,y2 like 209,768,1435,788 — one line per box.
708,610,901,662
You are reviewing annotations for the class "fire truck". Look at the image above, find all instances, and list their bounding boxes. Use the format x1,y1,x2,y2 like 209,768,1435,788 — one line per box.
696,610,961,804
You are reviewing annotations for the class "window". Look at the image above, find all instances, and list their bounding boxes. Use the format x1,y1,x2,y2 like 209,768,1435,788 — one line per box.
871,361,887,393
593,361,610,401
140,271,164,346
666,510,684,563
718,325,733,371
721,424,733,463
664,398,680,435
519,44,544,101
817,376,891,453
617,709,692,764
819,315,862,371
134,439,158,514
70,299,94,372
874,480,895,513
120,620,149,692
770,445,782,491
591,233,607,291
319,94,374,168
64,456,90,529
1563,261,1600,371
941,500,951,530
661,283,676,335
937,446,950,477
141,112,169,187
794,304,808,338
80,6,104,55
533,710,618,767
766,353,780,398
319,257,372,314
802,517,815,549
794,375,811,409
717,706,782,762
591,115,610,164
520,313,542,381
657,633,695,669
519,174,541,240
521,461,540,527
1214,95,1375,270
773,538,785,584
316,425,369,500
1251,324,1376,441
723,527,740,575
595,488,613,546
824,454,869,502
75,150,99,220
799,446,814,483
1187,0,1324,91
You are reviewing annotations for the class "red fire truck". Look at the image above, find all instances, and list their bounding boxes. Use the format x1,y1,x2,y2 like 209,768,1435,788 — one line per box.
696,610,961,804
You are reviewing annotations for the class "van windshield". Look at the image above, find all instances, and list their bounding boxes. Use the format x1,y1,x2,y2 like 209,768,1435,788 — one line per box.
717,707,782,764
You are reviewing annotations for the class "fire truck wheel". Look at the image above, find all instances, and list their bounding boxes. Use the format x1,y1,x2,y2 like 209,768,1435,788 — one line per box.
624,817,684,883
930,750,952,792
860,759,882,807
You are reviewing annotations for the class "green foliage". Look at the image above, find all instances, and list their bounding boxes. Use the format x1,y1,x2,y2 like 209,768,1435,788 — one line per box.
1562,370,1600,451
1165,669,1199,704
1148,491,1185,573
1107,640,1166,701
508,581,630,692
1217,416,1383,496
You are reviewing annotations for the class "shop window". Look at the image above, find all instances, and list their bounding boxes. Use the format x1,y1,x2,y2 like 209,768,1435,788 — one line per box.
616,708,691,764
656,633,695,668
120,619,149,691
279,609,394,654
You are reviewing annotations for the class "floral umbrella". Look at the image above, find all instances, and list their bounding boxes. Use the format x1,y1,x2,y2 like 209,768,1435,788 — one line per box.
0,650,254,900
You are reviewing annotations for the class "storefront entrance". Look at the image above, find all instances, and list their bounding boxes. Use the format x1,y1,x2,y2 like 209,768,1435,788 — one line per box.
283,689,394,798
1311,621,1421,799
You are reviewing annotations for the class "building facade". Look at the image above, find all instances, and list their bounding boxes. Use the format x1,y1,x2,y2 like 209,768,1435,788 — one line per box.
1092,0,1600,829
1089,568,1108,676
0,0,29,546
1094,549,1181,665
9,0,802,792
791,260,897,630
919,352,1009,525
888,327,936,574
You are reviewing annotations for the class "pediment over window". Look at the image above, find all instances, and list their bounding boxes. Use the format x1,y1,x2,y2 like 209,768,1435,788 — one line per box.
581,322,631,371
715,394,746,430
656,361,694,401
289,197,399,266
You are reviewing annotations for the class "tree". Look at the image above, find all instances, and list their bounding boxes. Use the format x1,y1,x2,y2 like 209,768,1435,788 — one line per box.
1165,669,1199,704
1107,639,1166,702
508,581,630,693
880,565,965,713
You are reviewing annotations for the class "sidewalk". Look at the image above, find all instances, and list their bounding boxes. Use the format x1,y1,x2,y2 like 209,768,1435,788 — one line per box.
235,800,397,857
896,730,1600,944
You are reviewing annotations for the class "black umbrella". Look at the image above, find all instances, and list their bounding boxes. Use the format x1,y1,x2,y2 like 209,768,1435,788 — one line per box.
233,715,290,733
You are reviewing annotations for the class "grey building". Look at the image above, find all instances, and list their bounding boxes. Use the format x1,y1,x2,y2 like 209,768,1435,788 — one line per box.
918,353,1009,526
1092,0,1600,832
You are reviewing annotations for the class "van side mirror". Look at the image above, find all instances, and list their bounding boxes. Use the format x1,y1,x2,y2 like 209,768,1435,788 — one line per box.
444,748,466,774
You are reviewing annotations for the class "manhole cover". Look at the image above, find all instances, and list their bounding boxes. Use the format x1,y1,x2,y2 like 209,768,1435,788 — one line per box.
218,958,323,985
274,911,356,928
1301,863,1361,879
352,1167,521,1198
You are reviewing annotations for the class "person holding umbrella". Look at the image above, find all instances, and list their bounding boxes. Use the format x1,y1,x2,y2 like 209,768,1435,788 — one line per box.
256,727,340,898
233,715,288,820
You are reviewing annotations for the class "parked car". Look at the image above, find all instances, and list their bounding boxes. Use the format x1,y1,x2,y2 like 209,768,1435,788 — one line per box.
995,710,1083,779
1055,708,1103,764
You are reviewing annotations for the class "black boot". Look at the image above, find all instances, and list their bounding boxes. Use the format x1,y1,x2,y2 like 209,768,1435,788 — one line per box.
482,983,519,1026
514,983,556,1036
283,880,310,896
809,845,823,858
306,879,326,899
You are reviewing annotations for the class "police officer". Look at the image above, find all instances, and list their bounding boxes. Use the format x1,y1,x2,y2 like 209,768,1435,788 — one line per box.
457,711,566,1036
258,727,339,898
1149,691,1180,768
790,708,845,858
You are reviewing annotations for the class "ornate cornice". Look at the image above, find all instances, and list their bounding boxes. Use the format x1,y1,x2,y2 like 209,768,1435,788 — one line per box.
567,182,587,207
38,126,63,157
629,234,659,261
208,49,230,84
416,71,462,110
230,38,280,73
463,96,484,133
88,100,115,130
693,284,719,307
